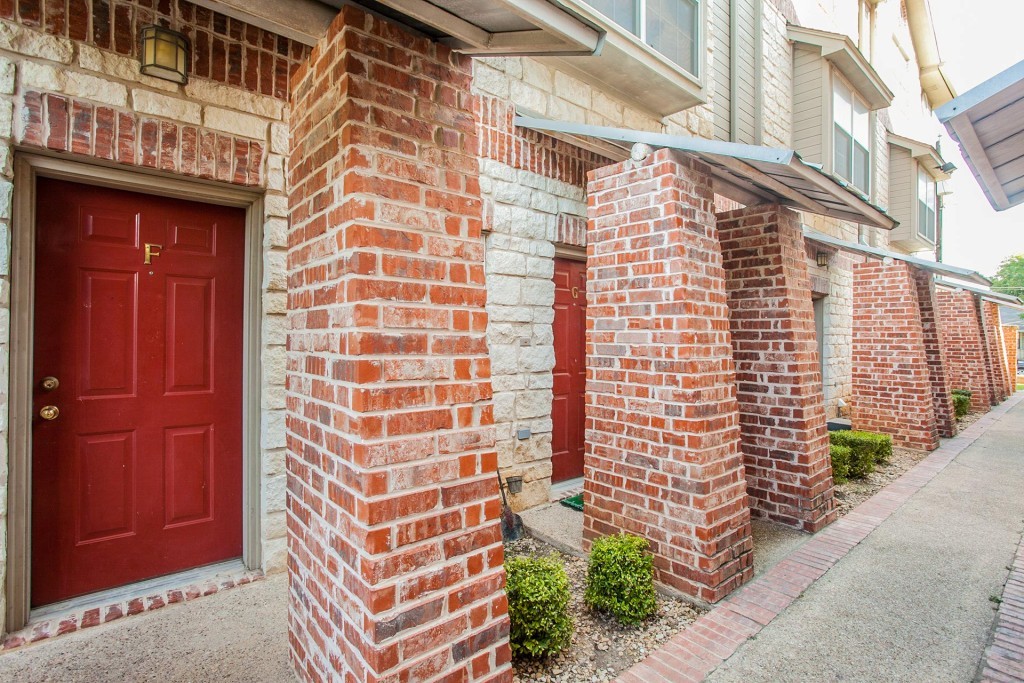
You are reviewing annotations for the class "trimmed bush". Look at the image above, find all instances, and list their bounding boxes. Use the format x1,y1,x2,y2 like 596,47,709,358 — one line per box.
505,555,573,658
829,430,892,478
953,393,971,418
830,444,852,484
585,533,658,625
951,388,973,399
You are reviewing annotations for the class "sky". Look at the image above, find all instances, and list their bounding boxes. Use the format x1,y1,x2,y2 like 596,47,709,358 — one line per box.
930,0,1024,278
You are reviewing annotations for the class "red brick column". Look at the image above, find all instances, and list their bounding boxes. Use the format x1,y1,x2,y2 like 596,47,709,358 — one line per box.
981,300,1010,403
852,261,938,450
584,149,753,603
717,205,835,533
286,8,509,682
1004,324,1019,393
912,270,957,438
937,288,991,412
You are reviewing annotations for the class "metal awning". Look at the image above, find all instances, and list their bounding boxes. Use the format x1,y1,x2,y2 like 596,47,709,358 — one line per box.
937,59,1024,211
803,227,991,286
515,116,897,229
934,278,1024,312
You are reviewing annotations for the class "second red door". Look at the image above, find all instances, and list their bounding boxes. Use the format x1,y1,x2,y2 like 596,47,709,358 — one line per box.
552,258,587,482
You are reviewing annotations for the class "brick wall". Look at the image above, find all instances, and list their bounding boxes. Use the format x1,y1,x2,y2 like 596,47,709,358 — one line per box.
937,288,991,413
912,269,956,438
2,0,309,99
981,300,1009,404
1004,324,1019,393
286,6,508,681
852,261,938,450
718,204,835,533
584,148,752,603
0,3,296,631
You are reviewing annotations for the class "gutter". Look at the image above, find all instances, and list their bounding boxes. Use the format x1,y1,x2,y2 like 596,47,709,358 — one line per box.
903,0,956,108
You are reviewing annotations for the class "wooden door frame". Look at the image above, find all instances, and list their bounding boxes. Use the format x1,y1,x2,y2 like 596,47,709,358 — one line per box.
6,152,265,631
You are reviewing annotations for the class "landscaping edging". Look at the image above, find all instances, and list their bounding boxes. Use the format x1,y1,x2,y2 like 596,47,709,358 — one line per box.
616,393,1024,683
979,532,1024,682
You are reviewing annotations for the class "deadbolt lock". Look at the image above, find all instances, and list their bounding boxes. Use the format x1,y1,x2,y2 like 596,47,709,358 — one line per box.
39,405,59,421
41,376,59,391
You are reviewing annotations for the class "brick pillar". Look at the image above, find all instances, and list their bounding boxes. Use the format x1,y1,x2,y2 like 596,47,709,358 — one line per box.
852,261,939,450
286,8,509,682
584,149,753,603
717,205,835,533
981,300,1010,403
1003,324,1019,393
937,288,992,412
911,269,957,438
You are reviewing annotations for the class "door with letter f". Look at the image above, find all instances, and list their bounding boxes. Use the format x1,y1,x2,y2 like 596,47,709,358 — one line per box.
30,178,246,607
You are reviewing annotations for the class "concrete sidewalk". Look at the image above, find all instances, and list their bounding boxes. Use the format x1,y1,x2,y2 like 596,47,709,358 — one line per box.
707,400,1024,682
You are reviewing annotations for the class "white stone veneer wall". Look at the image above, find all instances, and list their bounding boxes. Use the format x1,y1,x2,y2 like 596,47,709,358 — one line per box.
479,157,586,510
0,18,290,631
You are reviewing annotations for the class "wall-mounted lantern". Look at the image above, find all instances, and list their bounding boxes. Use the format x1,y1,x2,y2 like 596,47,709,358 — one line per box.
816,251,830,268
140,25,190,84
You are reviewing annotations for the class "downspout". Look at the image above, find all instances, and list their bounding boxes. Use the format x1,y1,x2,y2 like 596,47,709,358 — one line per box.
903,0,957,108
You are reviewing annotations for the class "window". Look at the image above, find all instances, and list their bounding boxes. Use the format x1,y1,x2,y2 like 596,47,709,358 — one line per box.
832,77,871,194
583,0,700,75
918,168,937,242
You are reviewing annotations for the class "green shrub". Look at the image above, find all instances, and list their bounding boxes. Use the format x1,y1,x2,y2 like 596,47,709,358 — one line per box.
951,388,973,399
953,393,971,418
829,430,892,477
585,533,658,625
505,555,573,658
830,444,852,484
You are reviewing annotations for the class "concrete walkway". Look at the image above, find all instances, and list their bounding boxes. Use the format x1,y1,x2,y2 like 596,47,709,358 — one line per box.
707,398,1024,682
617,395,1024,683
0,574,290,682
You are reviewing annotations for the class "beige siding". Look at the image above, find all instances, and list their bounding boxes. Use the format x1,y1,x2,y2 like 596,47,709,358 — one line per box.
713,0,761,143
734,0,759,144
712,0,732,140
793,46,824,164
889,148,921,246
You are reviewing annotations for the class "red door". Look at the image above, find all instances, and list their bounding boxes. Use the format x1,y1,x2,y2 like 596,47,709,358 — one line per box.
552,258,587,482
31,178,245,607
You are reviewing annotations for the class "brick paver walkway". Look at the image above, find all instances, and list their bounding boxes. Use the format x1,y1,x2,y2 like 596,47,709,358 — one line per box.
617,393,1024,683
981,537,1024,682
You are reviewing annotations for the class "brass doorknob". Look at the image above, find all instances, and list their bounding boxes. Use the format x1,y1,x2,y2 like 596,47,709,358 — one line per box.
41,376,59,391
39,405,59,421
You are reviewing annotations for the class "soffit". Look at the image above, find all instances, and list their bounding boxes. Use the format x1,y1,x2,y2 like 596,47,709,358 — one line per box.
938,60,1024,211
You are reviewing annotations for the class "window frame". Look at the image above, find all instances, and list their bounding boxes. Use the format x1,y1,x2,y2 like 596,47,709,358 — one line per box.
916,166,938,244
830,70,873,196
580,0,703,80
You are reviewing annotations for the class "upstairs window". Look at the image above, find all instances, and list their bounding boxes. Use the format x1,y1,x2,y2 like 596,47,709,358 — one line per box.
583,0,700,75
918,168,937,242
833,77,871,194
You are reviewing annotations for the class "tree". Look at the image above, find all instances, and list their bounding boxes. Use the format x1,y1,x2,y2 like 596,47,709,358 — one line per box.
991,255,1024,320
991,255,1024,293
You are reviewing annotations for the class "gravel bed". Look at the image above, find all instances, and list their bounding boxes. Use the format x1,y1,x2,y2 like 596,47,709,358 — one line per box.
506,536,706,683
832,412,984,516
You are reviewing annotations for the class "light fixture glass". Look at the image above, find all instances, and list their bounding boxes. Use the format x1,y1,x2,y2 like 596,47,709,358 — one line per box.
140,25,190,84
816,251,829,268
